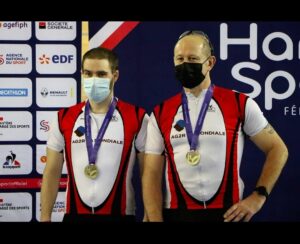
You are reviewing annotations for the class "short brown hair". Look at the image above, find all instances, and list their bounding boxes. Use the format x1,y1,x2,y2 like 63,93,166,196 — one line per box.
82,47,119,72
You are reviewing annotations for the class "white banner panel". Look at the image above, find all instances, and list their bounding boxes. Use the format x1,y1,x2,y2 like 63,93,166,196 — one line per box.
0,78,32,108
0,44,32,74
35,21,76,41
36,111,57,142
0,145,32,175
0,193,32,222
0,111,32,141
0,22,32,40
36,77,77,108
36,44,76,74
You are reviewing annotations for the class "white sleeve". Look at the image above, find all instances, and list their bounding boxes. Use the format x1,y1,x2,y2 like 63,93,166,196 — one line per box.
145,112,165,155
47,112,65,152
135,113,149,152
243,98,268,137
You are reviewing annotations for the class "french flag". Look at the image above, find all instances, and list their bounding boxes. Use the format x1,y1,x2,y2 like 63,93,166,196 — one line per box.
89,21,140,50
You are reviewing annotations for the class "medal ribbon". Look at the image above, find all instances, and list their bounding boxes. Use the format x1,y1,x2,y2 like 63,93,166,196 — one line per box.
84,97,117,165
182,85,214,151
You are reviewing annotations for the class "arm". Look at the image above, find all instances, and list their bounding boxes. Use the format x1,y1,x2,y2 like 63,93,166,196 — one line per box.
142,153,165,222
142,111,165,221
224,123,288,222
135,112,149,221
40,147,64,222
137,152,149,221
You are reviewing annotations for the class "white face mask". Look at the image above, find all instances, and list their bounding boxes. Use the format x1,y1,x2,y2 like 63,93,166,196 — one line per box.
83,77,111,103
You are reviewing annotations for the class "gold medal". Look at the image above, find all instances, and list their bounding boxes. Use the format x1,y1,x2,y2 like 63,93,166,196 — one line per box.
84,164,99,179
186,150,201,166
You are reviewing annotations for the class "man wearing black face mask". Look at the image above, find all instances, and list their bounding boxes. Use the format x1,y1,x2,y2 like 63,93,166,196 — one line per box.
142,31,288,222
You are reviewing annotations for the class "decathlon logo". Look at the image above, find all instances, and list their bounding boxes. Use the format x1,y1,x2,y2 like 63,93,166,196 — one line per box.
0,78,32,108
0,88,28,97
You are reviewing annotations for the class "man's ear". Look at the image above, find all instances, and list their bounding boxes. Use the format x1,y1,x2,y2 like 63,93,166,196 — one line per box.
113,70,119,82
208,56,216,70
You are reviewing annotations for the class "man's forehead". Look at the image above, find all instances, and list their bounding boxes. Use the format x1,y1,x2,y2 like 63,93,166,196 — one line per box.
83,59,111,68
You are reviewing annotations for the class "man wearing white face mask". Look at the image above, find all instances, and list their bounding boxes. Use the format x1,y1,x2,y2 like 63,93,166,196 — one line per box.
41,47,149,222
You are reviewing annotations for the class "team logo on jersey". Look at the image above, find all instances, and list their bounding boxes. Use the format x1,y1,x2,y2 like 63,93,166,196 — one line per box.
111,115,118,122
74,126,85,137
174,119,185,131
207,104,216,112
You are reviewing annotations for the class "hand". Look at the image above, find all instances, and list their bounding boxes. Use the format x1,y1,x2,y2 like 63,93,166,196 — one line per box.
223,192,266,222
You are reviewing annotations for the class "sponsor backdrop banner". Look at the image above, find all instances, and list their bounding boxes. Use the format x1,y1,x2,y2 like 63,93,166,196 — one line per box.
0,21,299,221
0,21,81,222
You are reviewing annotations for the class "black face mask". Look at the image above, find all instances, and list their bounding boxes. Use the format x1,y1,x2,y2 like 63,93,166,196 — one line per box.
175,62,206,89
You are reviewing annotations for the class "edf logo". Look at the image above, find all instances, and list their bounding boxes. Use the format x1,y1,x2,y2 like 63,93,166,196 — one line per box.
36,44,77,74
52,55,74,63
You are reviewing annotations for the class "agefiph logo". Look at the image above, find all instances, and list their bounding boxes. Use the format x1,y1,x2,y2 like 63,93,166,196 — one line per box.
0,22,28,30
174,119,185,132
0,22,31,41
2,151,21,169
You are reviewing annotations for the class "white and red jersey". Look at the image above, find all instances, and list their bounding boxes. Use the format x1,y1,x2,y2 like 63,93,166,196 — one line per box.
47,98,148,216
145,86,267,210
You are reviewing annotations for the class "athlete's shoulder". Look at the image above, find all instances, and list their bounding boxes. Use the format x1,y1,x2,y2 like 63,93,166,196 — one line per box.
214,85,248,99
58,102,85,121
59,101,85,113
153,92,181,110
117,98,146,113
